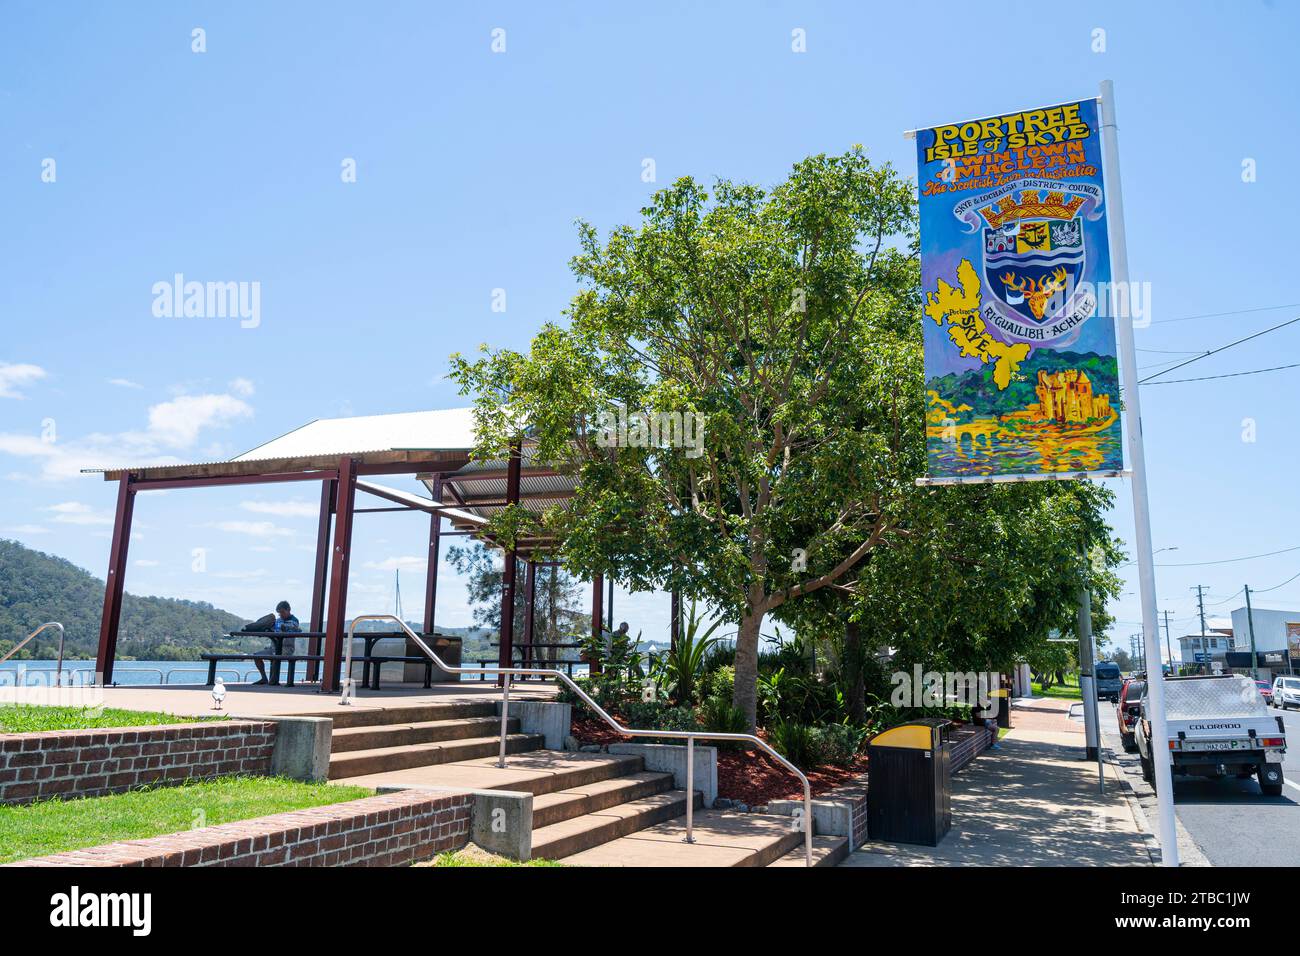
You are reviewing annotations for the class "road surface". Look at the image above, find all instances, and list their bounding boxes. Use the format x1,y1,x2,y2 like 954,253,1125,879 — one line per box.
1100,697,1300,866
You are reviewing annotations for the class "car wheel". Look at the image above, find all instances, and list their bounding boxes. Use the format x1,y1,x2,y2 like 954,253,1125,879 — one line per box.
1122,732,1137,753
1141,752,1153,784
1258,764,1284,797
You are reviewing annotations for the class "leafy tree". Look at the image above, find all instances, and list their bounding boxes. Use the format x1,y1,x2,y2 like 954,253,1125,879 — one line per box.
774,479,1123,709
450,149,1128,733
452,149,917,730
445,541,585,658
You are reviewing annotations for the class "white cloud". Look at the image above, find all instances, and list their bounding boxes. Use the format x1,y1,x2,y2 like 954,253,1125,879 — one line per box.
211,520,294,538
240,499,317,518
228,378,255,398
134,559,160,567
0,363,47,399
3,524,50,535
0,387,254,481
146,393,252,448
46,501,113,525
107,378,143,390
364,556,427,571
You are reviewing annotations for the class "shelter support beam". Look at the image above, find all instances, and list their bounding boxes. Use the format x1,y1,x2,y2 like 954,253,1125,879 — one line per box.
306,478,336,682
94,476,136,684
320,458,358,693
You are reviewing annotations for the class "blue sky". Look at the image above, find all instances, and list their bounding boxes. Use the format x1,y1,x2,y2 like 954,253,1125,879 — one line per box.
1,1,1298,655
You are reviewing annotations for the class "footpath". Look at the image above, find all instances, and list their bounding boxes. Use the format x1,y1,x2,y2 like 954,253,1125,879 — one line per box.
841,695,1156,867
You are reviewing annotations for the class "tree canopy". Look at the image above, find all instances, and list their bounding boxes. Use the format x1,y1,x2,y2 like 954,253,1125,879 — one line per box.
451,147,1124,731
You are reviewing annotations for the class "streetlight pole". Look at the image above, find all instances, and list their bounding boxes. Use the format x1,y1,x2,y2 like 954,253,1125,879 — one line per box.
1100,78,1179,866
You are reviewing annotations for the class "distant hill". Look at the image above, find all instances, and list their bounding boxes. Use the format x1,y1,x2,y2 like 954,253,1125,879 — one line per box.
927,348,1120,421
0,539,246,661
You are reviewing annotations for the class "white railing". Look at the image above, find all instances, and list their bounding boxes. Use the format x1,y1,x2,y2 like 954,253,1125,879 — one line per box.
0,622,66,680
344,614,815,867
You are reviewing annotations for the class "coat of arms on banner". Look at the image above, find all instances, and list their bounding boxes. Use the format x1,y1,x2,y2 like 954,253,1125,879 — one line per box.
981,190,1085,326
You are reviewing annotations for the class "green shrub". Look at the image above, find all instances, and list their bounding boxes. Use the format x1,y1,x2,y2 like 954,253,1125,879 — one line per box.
652,705,702,744
622,699,668,730
701,665,734,702
768,718,823,767
811,723,868,768
699,693,748,749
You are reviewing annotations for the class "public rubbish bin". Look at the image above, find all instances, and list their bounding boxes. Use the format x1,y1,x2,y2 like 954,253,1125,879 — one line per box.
866,718,952,847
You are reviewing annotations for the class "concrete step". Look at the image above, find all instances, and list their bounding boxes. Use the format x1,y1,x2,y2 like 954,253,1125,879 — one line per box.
532,789,702,860
531,771,676,829
326,733,544,779
330,716,519,753
766,835,851,868
560,809,805,867
304,701,499,730
333,749,647,795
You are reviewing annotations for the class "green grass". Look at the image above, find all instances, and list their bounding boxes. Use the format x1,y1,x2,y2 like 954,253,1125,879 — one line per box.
0,776,371,864
0,704,218,734
1031,676,1083,701
424,849,564,867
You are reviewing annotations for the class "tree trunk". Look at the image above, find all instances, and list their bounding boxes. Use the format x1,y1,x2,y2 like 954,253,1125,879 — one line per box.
732,604,764,733
843,619,866,725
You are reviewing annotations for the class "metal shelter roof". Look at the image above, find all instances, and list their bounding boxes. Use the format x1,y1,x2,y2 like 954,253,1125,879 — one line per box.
85,407,576,554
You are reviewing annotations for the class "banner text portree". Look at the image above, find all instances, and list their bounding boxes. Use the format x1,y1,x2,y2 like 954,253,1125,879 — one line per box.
916,98,1125,480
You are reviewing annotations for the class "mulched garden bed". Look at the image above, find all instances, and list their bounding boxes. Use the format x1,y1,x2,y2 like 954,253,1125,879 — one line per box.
569,713,870,806
717,746,869,805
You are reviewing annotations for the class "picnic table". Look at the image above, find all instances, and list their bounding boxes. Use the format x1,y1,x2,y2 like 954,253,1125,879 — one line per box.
200,630,462,689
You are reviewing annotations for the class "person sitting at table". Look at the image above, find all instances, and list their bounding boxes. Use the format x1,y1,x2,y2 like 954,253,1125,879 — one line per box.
243,601,301,685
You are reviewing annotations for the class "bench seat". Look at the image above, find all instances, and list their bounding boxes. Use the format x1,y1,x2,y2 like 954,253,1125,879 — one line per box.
199,652,324,688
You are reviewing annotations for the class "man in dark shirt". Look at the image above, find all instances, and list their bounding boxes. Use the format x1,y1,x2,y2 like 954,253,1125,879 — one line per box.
245,600,301,684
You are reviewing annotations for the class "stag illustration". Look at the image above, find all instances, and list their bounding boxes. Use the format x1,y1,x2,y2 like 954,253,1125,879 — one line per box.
1000,267,1069,320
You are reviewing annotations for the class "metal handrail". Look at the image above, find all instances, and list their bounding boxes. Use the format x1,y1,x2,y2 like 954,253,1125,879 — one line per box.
0,622,66,681
344,614,814,867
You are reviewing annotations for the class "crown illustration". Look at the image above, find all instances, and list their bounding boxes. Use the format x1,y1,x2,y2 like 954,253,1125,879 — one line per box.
978,190,1084,229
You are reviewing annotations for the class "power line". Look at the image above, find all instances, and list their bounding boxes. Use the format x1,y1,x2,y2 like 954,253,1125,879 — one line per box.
1143,361,1300,386
1138,314,1300,384
1150,301,1300,326
1205,588,1244,607
1254,568,1300,594
1155,544,1300,567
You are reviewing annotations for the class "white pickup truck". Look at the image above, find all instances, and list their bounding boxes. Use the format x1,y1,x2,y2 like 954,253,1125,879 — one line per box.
1135,673,1287,796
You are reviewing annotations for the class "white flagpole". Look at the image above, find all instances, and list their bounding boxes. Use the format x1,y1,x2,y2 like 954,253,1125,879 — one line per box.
1099,79,1180,866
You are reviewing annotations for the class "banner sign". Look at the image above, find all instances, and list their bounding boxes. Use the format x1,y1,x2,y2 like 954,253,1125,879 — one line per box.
916,98,1126,481
1287,622,1300,661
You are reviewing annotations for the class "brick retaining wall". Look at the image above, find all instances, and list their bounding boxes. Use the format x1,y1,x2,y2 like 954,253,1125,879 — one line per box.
7,790,473,867
0,721,276,805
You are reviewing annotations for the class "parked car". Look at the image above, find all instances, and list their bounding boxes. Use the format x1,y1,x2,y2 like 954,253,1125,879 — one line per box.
1095,661,1122,702
1273,675,1300,710
1135,673,1287,796
1116,676,1146,752
1256,679,1274,705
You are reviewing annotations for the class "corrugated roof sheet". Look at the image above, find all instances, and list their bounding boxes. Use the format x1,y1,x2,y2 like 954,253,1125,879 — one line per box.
233,407,477,461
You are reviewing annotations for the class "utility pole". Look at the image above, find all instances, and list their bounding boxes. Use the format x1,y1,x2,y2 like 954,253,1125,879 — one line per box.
1244,585,1259,680
1076,551,1101,773
1193,584,1208,671
1162,610,1173,675
1101,79,1178,865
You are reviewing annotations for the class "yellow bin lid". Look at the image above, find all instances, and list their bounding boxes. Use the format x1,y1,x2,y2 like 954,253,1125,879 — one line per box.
869,724,936,750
